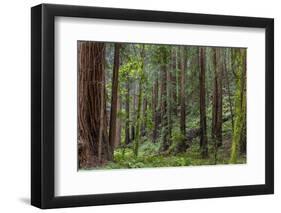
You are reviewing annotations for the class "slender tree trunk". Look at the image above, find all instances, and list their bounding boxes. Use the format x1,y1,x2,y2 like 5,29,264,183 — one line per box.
109,43,121,158
167,51,172,143
212,49,217,139
230,49,247,163
114,92,122,148
161,63,169,150
177,47,182,109
199,47,208,158
223,49,234,131
134,79,143,156
141,94,147,136
131,83,136,142
160,48,169,151
212,48,223,146
180,47,186,137
216,48,223,147
152,78,159,143
125,81,131,144
134,45,145,156
239,50,247,154
171,47,178,115
78,41,110,168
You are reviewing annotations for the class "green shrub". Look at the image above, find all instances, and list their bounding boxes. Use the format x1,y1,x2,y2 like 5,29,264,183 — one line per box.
138,141,160,156
168,126,186,154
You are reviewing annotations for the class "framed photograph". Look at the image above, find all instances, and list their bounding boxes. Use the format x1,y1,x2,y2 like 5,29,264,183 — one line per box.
31,3,274,209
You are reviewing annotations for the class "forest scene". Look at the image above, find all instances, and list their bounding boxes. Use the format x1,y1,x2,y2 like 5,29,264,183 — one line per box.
78,41,247,170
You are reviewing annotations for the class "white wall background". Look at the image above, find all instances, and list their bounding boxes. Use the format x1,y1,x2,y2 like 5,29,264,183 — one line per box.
0,0,279,212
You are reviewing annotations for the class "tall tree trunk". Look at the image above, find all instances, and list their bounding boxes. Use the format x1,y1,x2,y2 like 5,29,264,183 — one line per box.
134,45,145,156
212,49,217,139
177,47,181,109
114,92,122,148
152,78,159,143
199,47,208,158
131,83,136,142
212,48,223,147
230,49,247,163
216,48,223,147
78,41,110,168
125,80,131,144
134,79,143,156
141,94,147,136
109,44,121,157
180,47,186,137
160,47,169,151
97,59,105,162
239,50,247,154
223,49,234,131
171,47,178,115
166,53,173,143
141,48,148,137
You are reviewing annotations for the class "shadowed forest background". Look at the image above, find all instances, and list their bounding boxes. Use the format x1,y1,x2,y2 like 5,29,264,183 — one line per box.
78,41,246,170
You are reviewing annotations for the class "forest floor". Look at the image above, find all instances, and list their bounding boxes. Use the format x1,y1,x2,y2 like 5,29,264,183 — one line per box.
80,136,246,170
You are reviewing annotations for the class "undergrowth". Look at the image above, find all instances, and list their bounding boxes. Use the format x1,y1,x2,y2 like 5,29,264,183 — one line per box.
90,139,247,170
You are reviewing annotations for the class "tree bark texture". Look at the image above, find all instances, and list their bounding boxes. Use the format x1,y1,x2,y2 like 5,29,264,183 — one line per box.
160,48,169,151
180,47,187,136
199,47,208,158
152,77,159,143
125,80,131,144
212,48,223,146
78,41,111,168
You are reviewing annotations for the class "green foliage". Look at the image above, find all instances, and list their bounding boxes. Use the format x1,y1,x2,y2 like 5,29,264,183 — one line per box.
171,126,185,143
138,141,161,156
168,126,186,154
119,59,143,81
97,140,246,170
82,43,247,170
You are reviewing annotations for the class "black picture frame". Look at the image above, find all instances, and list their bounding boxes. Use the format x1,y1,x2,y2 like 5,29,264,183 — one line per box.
31,3,274,209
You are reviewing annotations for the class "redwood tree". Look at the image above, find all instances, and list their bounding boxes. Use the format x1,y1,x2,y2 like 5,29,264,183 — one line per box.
78,41,111,168
212,48,223,147
199,47,208,158
125,80,131,144
179,47,187,137
160,46,169,151
152,77,159,143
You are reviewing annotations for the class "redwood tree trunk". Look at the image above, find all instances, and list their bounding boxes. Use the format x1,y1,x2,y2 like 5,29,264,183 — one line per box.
212,49,217,139
212,48,223,146
134,45,145,156
114,92,122,148
125,81,131,144
152,78,159,143
171,47,178,115
78,41,110,168
217,49,223,147
177,47,181,109
223,49,234,131
180,47,186,136
160,48,169,151
131,83,136,142
141,97,147,136
199,47,208,158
